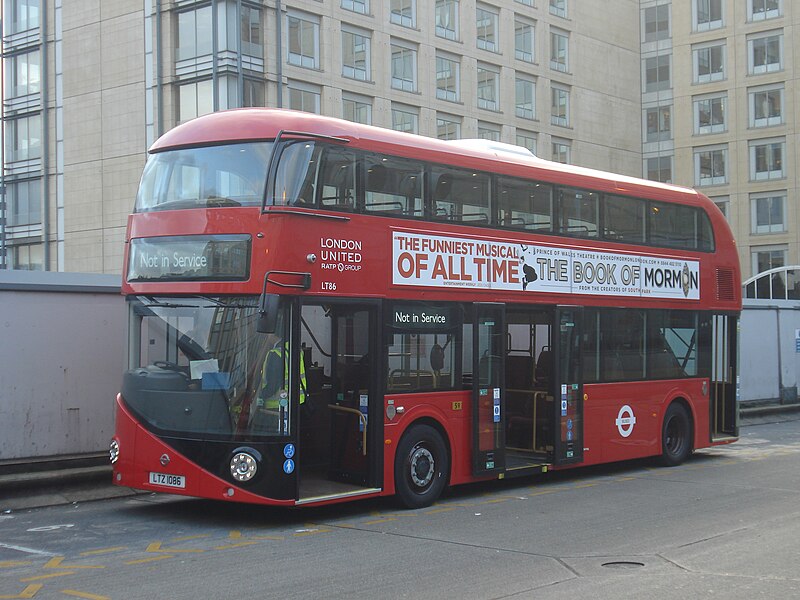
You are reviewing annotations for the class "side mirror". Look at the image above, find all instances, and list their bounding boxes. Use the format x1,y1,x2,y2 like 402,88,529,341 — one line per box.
256,293,281,333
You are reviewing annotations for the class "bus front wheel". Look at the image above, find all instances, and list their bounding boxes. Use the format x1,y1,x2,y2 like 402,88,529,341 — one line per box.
394,424,449,509
659,402,692,467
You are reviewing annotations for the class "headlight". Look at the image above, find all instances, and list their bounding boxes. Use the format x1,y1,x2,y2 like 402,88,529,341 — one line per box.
230,452,258,482
109,439,120,464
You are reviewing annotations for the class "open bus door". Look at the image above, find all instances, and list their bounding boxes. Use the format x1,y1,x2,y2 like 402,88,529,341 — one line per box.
552,306,584,466
472,303,506,476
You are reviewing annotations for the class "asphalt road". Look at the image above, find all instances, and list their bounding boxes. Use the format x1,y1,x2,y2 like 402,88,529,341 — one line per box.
1,417,799,599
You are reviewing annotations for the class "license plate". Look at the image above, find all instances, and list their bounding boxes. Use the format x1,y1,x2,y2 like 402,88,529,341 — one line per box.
149,472,186,489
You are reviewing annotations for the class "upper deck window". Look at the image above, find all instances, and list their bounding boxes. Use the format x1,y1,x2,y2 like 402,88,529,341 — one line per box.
136,142,273,212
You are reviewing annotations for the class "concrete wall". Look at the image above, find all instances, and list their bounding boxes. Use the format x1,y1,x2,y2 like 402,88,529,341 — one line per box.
740,299,800,404
0,271,125,461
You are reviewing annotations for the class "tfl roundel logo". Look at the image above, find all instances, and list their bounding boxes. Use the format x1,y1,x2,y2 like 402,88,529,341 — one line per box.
615,405,636,438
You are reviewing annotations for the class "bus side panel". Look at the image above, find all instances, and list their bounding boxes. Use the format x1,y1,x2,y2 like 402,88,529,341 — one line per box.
580,380,708,468
382,390,474,497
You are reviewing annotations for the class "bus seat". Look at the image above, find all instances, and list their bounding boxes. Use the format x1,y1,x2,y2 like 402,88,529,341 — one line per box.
534,349,552,388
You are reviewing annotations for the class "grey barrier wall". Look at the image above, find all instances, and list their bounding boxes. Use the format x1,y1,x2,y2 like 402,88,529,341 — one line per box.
0,271,126,461
740,299,800,405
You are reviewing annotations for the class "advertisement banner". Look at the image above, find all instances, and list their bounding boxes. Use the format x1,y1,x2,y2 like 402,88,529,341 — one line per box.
392,231,700,300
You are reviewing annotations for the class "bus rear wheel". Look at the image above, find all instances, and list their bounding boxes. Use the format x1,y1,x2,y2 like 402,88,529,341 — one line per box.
395,424,449,509
659,402,692,467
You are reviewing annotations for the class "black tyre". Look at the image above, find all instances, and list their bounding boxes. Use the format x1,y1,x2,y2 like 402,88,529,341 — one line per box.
659,402,692,467
394,424,449,509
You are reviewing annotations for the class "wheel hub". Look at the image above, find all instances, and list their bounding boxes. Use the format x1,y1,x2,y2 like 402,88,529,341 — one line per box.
410,447,434,487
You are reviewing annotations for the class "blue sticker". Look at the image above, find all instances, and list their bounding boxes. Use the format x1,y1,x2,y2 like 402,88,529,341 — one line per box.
567,430,573,441
283,443,295,459
567,419,573,431
493,398,501,423
283,459,295,474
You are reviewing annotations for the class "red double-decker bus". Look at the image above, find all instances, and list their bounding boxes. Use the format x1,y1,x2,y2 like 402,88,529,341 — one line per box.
110,108,740,508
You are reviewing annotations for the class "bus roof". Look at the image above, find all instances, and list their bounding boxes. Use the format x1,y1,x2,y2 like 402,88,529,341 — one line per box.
152,108,700,204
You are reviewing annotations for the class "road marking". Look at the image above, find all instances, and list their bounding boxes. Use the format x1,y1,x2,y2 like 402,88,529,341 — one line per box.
250,535,285,541
62,590,111,600
0,543,57,557
146,542,203,554
364,518,396,525
79,547,126,557
0,562,32,568
214,541,259,550
0,583,42,599
124,555,173,565
44,557,104,570
19,572,74,582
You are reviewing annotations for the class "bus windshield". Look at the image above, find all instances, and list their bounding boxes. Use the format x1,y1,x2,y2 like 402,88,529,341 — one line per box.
135,142,273,212
121,295,293,438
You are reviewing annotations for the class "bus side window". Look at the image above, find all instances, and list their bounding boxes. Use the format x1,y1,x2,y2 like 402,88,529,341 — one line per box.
319,146,357,212
364,155,424,217
431,167,491,224
273,142,320,206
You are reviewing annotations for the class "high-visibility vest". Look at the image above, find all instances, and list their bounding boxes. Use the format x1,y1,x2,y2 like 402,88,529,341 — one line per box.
262,343,306,408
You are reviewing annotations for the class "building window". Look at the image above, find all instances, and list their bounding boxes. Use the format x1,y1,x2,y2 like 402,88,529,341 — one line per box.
391,41,418,92
478,122,501,141
436,0,459,41
750,139,785,181
342,0,368,15
436,54,460,102
6,0,40,34
751,193,786,234
9,243,43,271
550,0,567,18
342,28,371,81
551,138,570,164
693,0,723,31
287,82,321,114
752,246,786,277
515,19,534,63
477,64,499,111
239,5,263,58
644,5,670,42
242,79,264,107
343,95,372,124
178,79,213,123
516,0,533,7
516,131,537,155
476,5,499,52
646,105,671,142
693,42,725,83
391,104,419,134
694,146,727,186
390,0,416,28
287,13,320,69
516,77,536,120
749,84,783,128
644,55,670,92
550,29,568,72
5,113,42,161
437,114,461,140
693,94,726,134
6,179,41,227
712,196,729,219
551,85,569,127
646,156,672,183
749,0,781,21
7,50,41,98
748,32,783,74
177,6,213,60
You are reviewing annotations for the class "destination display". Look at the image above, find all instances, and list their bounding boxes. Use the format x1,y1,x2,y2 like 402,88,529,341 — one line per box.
392,304,454,330
392,231,700,300
128,235,251,281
